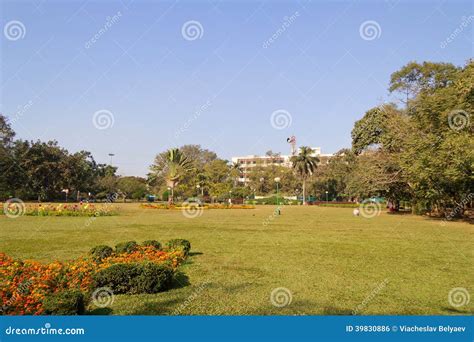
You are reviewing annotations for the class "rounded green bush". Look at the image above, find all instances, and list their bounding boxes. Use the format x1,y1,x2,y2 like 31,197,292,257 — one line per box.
42,289,85,315
90,245,113,262
115,241,138,254
93,262,173,294
166,239,191,256
141,240,162,250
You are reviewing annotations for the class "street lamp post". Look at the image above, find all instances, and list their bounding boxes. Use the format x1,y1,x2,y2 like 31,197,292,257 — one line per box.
196,184,200,198
274,177,281,215
62,189,69,202
108,153,115,166
325,190,329,203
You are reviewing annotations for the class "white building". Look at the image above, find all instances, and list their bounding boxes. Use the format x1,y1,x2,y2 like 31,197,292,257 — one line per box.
231,147,333,183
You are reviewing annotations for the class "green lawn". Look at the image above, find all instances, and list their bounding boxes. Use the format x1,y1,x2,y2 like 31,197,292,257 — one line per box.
1,204,472,315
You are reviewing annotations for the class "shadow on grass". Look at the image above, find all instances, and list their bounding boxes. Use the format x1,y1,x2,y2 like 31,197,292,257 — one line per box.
172,271,191,289
182,251,203,266
322,306,354,315
386,211,413,216
441,306,474,315
129,298,183,315
246,300,355,316
87,307,113,315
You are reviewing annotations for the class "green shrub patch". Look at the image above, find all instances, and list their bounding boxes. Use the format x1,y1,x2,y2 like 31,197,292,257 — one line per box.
42,289,85,315
115,241,138,254
141,240,162,250
93,262,173,294
166,239,191,256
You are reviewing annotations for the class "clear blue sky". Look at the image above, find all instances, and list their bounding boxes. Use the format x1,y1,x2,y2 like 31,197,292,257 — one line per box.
1,0,472,176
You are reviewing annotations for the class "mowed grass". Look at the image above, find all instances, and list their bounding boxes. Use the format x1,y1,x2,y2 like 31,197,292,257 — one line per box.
1,204,473,315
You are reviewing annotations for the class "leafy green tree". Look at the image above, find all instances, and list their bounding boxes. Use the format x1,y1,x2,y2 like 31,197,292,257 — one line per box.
389,61,459,104
20,140,70,201
203,159,232,200
63,151,98,201
117,176,147,201
0,115,17,198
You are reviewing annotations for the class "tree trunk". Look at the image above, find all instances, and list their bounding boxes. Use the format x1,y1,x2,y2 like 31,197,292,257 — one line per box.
169,186,174,204
302,179,306,205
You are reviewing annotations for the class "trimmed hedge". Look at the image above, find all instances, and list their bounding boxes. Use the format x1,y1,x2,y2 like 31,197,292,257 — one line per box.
115,241,138,254
141,240,162,250
42,289,85,315
93,262,173,294
166,239,191,256
90,245,113,262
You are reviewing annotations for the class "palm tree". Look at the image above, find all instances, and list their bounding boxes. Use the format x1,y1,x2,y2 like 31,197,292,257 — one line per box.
164,148,193,204
290,146,319,205
230,162,242,187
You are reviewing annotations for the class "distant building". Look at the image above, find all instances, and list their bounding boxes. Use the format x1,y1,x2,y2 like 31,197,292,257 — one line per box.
231,147,333,183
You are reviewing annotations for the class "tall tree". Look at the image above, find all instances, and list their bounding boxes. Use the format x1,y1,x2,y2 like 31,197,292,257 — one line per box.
117,176,147,201
291,146,319,205
150,148,193,204
389,61,459,105
0,115,17,198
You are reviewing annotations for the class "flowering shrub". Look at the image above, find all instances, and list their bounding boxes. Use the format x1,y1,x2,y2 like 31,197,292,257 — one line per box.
0,241,188,315
99,246,186,270
1,203,118,217
140,203,255,210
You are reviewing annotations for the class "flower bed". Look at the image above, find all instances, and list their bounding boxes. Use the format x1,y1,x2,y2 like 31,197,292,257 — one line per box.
1,203,118,217
0,239,190,315
140,203,255,210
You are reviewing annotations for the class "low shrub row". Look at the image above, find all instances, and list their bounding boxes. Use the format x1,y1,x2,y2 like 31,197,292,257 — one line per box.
1,203,118,217
140,203,255,210
0,239,191,315
245,196,299,205
317,203,359,208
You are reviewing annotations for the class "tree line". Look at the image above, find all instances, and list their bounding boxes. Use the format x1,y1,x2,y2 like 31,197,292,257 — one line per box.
0,121,147,202
1,60,472,216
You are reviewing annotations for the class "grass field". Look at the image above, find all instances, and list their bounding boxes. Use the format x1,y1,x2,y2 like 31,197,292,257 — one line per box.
1,204,472,315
